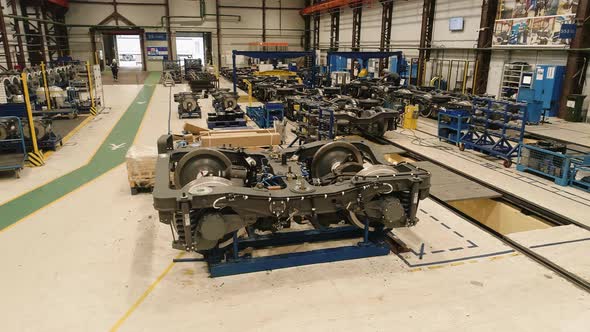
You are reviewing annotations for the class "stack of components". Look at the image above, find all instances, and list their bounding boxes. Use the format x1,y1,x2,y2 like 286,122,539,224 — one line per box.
393,86,473,118
161,60,182,83
286,92,401,142
2,75,24,103
174,92,202,119
152,139,431,255
251,78,304,102
208,89,246,129
0,69,65,150
0,114,60,151
184,59,217,93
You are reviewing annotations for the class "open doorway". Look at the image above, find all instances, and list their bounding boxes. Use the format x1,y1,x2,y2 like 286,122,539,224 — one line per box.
115,35,142,69
175,33,205,63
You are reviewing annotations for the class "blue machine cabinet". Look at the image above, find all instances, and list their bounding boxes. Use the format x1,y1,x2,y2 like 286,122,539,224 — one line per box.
516,65,565,123
437,110,470,145
326,51,404,79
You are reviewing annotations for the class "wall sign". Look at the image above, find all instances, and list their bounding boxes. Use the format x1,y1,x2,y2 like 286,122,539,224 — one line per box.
147,46,168,60
559,23,576,39
146,33,167,41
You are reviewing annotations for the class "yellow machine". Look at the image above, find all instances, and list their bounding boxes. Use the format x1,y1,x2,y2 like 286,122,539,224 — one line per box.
403,105,419,130
254,70,303,84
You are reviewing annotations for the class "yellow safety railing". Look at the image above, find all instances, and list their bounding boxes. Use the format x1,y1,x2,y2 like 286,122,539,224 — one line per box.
254,70,298,77
40,62,51,110
243,79,253,106
21,72,45,166
86,61,97,115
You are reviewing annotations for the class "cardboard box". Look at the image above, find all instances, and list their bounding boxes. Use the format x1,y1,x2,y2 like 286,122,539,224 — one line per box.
184,121,281,148
200,129,281,148
183,123,209,136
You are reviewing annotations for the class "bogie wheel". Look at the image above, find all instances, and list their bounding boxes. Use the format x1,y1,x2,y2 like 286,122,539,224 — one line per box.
458,143,465,151
503,159,512,168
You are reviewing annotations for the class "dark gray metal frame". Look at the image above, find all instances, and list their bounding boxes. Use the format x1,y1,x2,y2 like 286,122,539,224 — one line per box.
153,139,431,252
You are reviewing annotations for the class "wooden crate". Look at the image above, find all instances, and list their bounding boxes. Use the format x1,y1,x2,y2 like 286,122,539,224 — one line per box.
125,145,157,194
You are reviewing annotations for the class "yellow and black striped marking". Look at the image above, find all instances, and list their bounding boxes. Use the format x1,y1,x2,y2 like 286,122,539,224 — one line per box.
90,107,98,116
28,151,45,166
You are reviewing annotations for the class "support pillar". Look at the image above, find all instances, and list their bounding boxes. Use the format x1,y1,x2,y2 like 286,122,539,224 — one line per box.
418,0,436,86
165,0,173,59
216,0,222,68
351,6,362,51
474,0,498,95
0,4,12,69
329,10,340,51
313,14,319,49
559,1,590,119
9,0,25,67
379,0,393,72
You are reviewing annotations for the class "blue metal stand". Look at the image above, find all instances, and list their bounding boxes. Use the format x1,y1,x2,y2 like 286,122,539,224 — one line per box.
460,98,527,167
175,226,391,278
437,110,470,145
246,102,284,128
0,116,26,178
318,108,335,140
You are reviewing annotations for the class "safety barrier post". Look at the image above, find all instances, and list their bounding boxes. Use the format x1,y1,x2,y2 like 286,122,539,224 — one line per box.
86,61,97,115
21,72,45,166
40,62,51,110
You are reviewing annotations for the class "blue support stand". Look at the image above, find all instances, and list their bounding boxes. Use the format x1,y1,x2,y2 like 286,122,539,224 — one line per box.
175,226,391,278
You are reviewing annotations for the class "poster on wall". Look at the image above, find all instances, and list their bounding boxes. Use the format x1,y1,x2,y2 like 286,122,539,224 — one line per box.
146,46,168,60
493,0,576,47
493,20,513,45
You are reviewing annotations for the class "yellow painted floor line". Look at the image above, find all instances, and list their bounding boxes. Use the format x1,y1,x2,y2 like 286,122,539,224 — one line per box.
110,253,184,332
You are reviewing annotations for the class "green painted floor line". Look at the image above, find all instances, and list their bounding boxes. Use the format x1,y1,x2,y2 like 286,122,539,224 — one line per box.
0,72,161,231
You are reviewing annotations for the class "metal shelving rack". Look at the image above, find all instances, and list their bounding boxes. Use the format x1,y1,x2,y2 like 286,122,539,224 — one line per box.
460,97,527,167
437,110,470,145
500,63,533,100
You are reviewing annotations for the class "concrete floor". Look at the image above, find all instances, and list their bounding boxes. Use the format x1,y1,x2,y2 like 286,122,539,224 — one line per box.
0,77,589,331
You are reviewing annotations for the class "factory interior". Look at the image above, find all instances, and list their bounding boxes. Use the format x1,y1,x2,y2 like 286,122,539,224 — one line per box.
1,0,590,330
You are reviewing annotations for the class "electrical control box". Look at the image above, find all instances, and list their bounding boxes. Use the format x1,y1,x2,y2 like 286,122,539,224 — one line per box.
533,65,565,117
517,65,565,121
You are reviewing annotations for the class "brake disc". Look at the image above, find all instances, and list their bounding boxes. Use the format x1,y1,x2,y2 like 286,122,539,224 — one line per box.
310,141,363,180
174,149,232,188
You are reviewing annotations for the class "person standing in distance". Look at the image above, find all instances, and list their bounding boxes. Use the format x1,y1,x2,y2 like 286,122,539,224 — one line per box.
110,59,119,81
